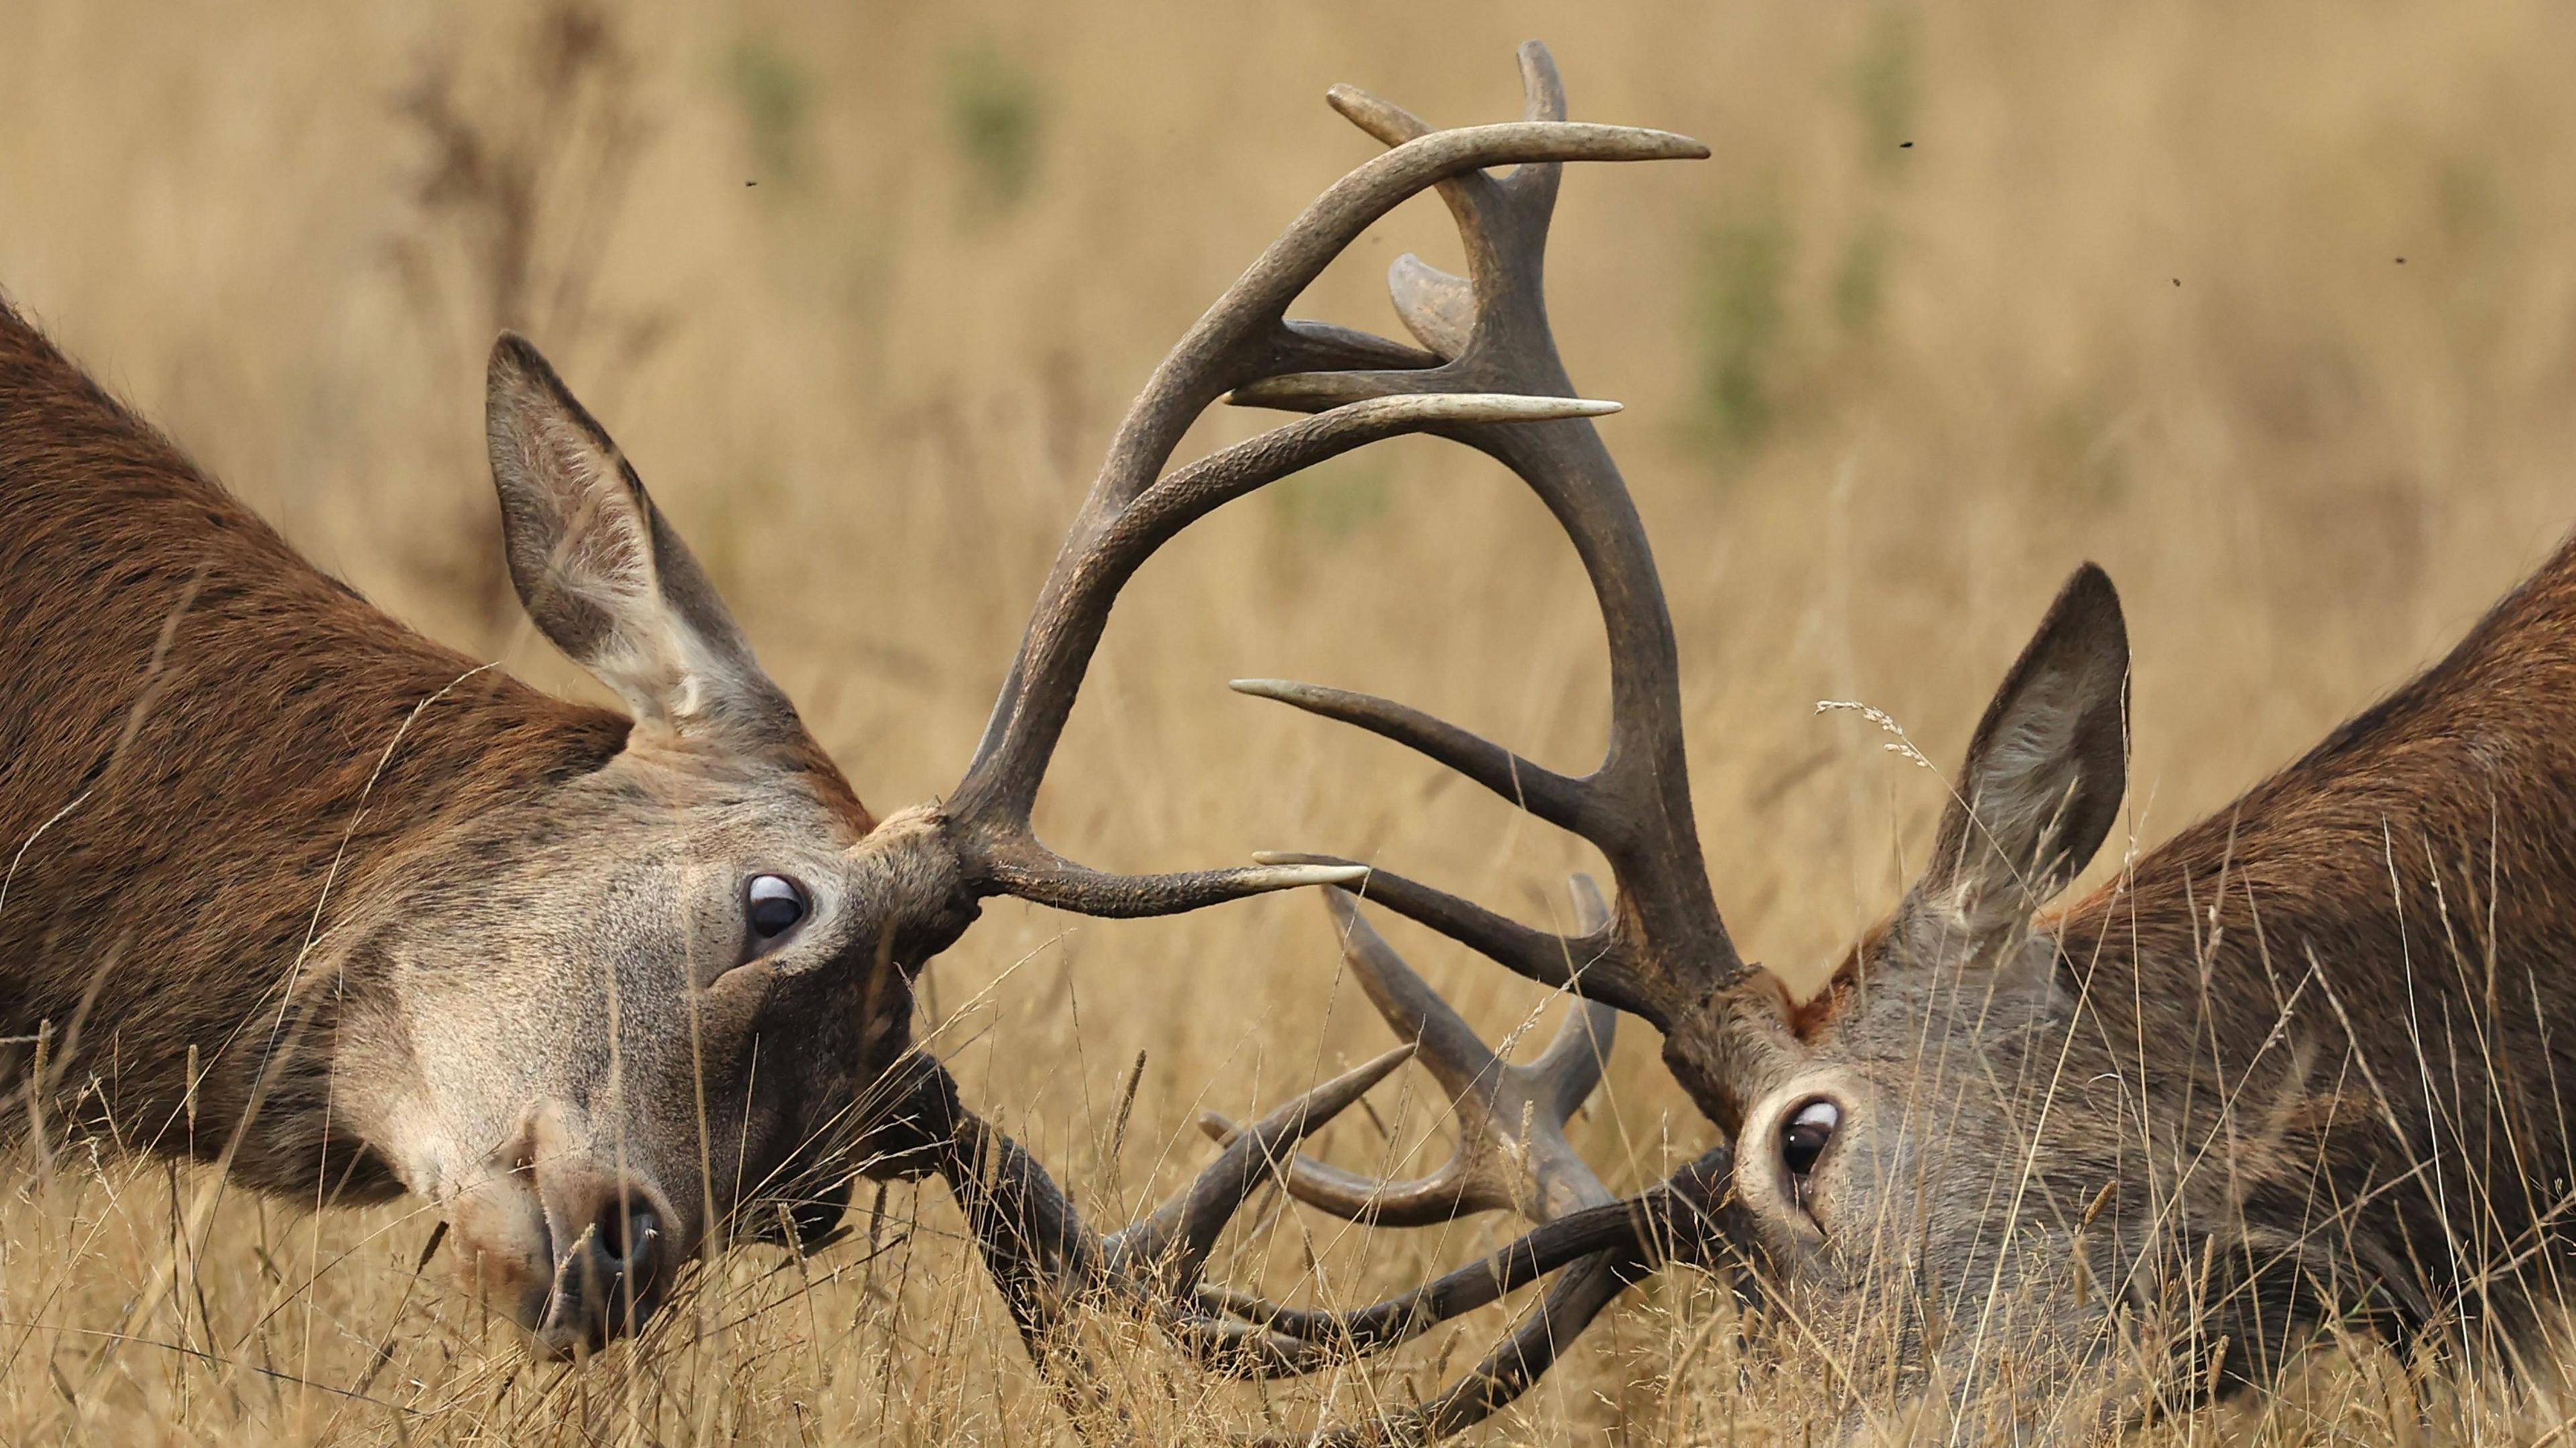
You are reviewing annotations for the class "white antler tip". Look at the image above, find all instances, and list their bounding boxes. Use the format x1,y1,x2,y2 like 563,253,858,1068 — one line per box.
1228,677,1312,702
1432,393,1621,423
1241,861,1370,891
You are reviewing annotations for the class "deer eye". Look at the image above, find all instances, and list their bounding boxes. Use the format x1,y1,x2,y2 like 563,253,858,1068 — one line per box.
745,875,809,946
1781,1099,1839,1178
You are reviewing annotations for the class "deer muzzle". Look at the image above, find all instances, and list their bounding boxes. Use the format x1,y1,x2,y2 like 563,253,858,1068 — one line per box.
443,1103,688,1357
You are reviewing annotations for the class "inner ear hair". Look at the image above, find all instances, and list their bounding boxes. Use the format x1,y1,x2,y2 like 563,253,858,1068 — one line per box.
1925,563,2131,941
1945,770,2098,938
484,332,797,745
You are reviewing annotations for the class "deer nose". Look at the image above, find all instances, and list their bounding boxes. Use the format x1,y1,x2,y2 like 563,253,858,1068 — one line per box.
537,1178,672,1354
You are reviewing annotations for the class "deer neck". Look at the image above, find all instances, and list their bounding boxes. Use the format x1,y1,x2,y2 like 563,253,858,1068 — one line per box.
0,305,628,1186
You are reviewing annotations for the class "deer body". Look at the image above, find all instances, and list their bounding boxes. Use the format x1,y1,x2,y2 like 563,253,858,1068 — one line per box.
2074,549,2576,1351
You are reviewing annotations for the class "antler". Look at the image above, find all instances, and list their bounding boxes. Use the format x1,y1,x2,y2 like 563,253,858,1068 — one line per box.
884,875,1738,1441
1222,43,1794,1130
1226,1150,1736,1448
887,40,1778,1445
1197,875,1618,1226
896,1046,1415,1382
904,1042,1669,1382
1183,876,1660,1441
895,1038,1735,1441
936,46,1708,925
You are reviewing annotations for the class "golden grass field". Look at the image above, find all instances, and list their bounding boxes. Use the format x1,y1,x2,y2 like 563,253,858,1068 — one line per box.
10,1,2576,1441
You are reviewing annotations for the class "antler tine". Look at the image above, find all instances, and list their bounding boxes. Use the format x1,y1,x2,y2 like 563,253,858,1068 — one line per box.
1106,1043,1413,1294
1228,679,1588,833
1519,35,1571,127
943,65,1708,924
1254,851,1658,1020
1527,873,1617,1120
1236,1144,1741,1432
1197,877,1618,1225
923,1047,1414,1371
1213,1144,1739,1441
1326,78,1435,149
1228,44,1763,1119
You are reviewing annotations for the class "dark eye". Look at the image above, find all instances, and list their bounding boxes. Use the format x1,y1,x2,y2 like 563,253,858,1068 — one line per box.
745,874,808,944
1781,1099,1839,1178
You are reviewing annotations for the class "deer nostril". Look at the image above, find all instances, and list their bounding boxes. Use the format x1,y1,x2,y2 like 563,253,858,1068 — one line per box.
556,1192,666,1349
600,1197,661,1279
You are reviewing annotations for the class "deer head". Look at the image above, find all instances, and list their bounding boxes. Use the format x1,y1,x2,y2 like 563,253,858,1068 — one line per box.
1681,565,2137,1423
328,338,984,1355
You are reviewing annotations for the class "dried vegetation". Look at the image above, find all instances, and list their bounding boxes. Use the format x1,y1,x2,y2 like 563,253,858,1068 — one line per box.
7,0,2576,1441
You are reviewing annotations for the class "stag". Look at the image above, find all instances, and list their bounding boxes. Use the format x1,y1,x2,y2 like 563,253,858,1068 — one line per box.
871,42,2576,1445
0,34,1699,1376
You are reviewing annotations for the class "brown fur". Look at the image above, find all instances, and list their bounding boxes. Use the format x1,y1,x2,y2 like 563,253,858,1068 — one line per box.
0,298,910,1355
0,299,628,1188
1678,542,2576,1431
2059,531,2576,1351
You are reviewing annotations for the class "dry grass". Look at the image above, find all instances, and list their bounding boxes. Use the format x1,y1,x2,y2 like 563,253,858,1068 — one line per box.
7,0,2576,1441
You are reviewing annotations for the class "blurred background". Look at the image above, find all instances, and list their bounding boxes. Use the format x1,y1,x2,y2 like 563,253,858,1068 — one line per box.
7,1,2576,1441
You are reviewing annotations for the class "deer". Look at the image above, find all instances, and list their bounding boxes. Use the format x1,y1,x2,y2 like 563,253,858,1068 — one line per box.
6,34,2542,1442
837,43,2576,1445
0,39,1694,1368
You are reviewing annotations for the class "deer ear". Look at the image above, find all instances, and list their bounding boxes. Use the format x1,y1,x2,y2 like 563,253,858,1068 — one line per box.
484,333,794,744
1915,563,2129,946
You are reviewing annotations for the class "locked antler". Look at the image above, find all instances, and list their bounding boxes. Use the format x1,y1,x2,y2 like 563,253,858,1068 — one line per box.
900,1036,1733,1443
912,874,1730,1443
900,40,1776,1444
890,878,1635,1401
892,1046,1411,1380
1200,877,1619,1226
1178,877,1662,1441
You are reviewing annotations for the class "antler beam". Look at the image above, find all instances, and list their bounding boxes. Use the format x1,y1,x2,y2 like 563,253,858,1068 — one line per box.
1212,46,1782,1125
937,47,1710,930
